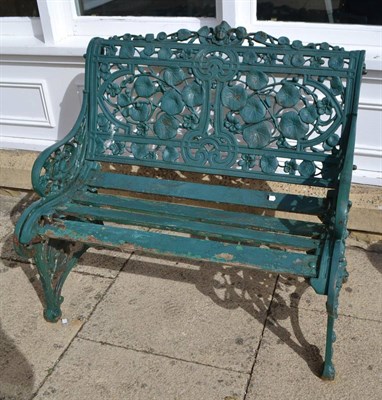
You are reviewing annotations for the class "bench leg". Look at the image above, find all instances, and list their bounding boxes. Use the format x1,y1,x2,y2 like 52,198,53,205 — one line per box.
33,239,87,322
322,312,336,379
321,240,347,380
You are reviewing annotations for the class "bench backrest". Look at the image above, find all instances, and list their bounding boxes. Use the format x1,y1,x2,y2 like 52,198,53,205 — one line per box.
84,22,365,188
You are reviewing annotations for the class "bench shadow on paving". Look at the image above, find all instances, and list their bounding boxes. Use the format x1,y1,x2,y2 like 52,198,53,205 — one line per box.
0,320,35,400
113,252,323,376
367,242,382,274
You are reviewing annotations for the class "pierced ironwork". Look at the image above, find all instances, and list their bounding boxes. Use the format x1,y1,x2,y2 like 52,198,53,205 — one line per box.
32,103,89,197
34,239,87,322
87,21,359,187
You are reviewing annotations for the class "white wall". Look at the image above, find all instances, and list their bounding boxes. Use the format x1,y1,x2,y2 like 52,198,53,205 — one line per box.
0,55,84,150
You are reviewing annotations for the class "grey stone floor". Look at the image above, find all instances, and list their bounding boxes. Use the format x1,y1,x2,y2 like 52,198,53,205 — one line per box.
0,193,381,400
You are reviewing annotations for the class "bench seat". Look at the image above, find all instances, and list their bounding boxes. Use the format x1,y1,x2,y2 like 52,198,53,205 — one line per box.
41,189,325,277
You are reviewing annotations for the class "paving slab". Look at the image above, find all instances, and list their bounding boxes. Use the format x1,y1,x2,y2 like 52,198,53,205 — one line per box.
0,232,29,264
246,307,382,400
0,193,37,262
0,192,36,220
79,254,277,373
34,337,248,400
75,247,131,278
0,193,24,219
0,195,18,240
0,259,113,400
273,247,382,322
0,222,11,242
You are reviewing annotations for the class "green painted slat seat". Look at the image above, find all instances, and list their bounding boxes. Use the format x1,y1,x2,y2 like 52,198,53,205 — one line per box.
56,202,322,250
13,22,365,381
87,172,329,216
38,219,318,277
72,191,324,237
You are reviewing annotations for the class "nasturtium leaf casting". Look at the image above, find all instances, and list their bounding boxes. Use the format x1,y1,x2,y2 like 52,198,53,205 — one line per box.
221,85,247,111
109,141,125,156
246,70,269,91
117,93,131,108
224,112,242,132
100,63,110,73
291,40,303,49
163,68,186,86
131,143,149,159
158,47,172,60
129,102,151,121
299,106,318,124
260,155,279,174
182,83,204,107
154,114,179,139
330,77,343,96
320,42,330,50
276,83,300,107
279,111,309,139
284,159,298,175
240,96,266,124
177,29,192,41
278,36,290,45
163,146,179,162
291,54,305,67
97,114,110,132
326,133,340,147
106,83,121,97
145,33,155,42
243,122,272,148
317,98,333,115
134,76,155,97
119,42,135,58
183,114,199,129
161,90,184,115
239,154,256,169
243,50,258,65
310,56,325,68
298,160,316,177
197,26,209,39
136,123,148,136
142,43,155,57
328,55,344,70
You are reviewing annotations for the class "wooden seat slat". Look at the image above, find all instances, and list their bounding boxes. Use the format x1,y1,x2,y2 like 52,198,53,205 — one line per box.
73,191,324,237
87,173,328,216
57,203,321,250
39,219,318,278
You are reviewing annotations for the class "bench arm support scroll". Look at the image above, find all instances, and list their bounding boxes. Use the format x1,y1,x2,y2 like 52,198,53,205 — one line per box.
32,98,89,198
332,111,359,241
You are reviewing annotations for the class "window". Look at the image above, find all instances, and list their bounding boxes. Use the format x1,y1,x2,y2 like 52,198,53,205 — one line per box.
257,0,382,25
0,0,41,38
76,0,216,17
0,0,39,17
0,0,380,67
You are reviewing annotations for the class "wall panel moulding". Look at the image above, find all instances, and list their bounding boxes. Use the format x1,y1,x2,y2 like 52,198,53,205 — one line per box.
0,80,55,128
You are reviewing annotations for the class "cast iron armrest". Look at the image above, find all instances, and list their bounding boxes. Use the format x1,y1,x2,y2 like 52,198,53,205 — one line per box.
31,98,89,198
332,113,358,240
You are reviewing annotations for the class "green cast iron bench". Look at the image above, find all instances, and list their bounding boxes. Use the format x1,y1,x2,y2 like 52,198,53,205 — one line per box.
14,22,365,380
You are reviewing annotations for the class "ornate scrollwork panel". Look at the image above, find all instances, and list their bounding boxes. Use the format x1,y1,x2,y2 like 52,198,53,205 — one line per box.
89,21,356,185
35,106,88,197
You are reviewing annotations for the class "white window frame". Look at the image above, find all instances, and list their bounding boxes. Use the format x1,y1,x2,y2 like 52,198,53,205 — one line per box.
0,0,381,69
0,17,42,37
